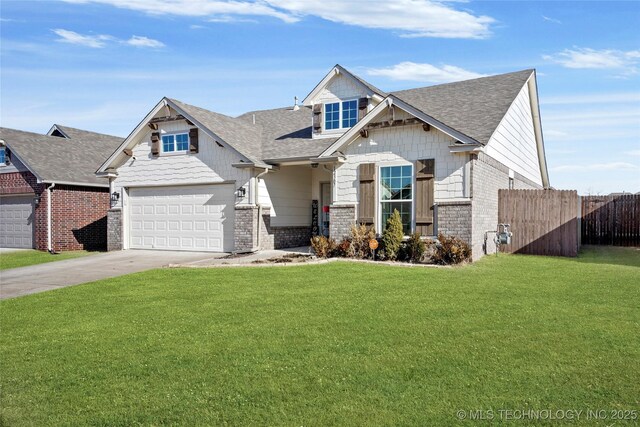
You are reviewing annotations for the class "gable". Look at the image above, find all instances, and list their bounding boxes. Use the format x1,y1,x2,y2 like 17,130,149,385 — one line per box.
311,74,371,106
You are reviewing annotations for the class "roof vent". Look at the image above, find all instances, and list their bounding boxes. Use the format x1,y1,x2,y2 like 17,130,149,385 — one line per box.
293,96,300,111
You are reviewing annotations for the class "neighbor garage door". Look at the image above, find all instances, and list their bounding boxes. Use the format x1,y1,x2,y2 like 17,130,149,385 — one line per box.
129,184,235,252
0,195,34,248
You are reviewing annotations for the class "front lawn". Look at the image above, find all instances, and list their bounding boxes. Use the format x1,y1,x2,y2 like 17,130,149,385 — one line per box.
1,247,638,426
0,249,94,271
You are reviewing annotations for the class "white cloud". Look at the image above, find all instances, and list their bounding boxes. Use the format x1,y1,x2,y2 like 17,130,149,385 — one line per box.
367,62,485,83
52,29,164,49
542,15,561,24
626,149,640,157
543,47,640,70
551,162,639,172
126,35,165,48
61,0,495,39
208,15,258,23
52,29,113,48
542,92,640,105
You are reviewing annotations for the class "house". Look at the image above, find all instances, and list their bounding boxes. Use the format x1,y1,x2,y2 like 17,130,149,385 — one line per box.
98,66,549,259
0,125,123,251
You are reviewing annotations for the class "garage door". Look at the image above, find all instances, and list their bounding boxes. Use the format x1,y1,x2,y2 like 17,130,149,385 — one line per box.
129,185,234,252
0,195,34,248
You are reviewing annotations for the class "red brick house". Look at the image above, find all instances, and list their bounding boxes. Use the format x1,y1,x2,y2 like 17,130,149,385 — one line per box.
0,125,122,251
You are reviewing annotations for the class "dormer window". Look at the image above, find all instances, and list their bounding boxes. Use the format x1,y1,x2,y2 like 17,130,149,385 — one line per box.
0,147,5,165
324,99,358,131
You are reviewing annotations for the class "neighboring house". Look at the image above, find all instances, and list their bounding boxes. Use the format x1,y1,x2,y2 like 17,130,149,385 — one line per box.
0,125,123,251
98,65,549,259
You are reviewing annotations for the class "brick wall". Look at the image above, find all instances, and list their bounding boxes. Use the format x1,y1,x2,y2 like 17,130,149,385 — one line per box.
50,185,110,251
437,202,472,244
234,205,258,252
0,171,47,250
470,152,541,260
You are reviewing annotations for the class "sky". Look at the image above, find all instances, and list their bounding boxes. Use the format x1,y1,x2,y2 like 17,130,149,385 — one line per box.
1,0,639,194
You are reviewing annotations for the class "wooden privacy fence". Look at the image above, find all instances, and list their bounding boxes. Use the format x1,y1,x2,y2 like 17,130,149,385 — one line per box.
498,189,579,257
581,194,640,246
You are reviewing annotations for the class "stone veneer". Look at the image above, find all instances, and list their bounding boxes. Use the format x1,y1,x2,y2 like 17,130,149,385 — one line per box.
436,201,472,245
236,205,312,253
107,209,123,251
329,204,356,240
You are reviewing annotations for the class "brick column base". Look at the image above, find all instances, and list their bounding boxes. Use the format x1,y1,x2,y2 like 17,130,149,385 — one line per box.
329,204,356,241
436,201,472,245
107,209,122,251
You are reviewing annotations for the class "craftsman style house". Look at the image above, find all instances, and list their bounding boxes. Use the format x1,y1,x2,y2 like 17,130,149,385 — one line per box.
98,65,549,259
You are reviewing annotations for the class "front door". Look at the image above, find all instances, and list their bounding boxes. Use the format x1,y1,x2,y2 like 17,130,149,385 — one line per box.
320,182,332,237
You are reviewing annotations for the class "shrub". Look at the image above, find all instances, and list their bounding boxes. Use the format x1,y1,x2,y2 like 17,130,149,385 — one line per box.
405,232,426,263
310,235,337,258
432,233,471,265
382,209,404,261
334,238,352,258
348,224,376,259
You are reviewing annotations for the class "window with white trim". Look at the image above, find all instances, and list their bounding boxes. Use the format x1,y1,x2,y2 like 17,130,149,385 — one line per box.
324,99,358,131
380,165,413,235
161,133,189,153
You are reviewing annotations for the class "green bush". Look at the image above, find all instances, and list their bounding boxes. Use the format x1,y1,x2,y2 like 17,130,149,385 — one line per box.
405,232,426,263
432,233,471,265
310,235,337,258
348,224,376,259
382,209,404,261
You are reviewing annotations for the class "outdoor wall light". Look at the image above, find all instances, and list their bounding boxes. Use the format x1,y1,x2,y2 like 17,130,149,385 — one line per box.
236,187,247,199
34,194,41,207
110,191,120,206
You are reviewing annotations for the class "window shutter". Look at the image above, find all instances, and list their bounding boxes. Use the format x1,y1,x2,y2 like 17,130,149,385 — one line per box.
358,97,369,121
415,159,435,235
150,132,160,156
358,163,376,226
312,104,322,133
189,128,199,153
5,148,11,165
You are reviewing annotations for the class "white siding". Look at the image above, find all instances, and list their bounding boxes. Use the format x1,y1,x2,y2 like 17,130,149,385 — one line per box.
112,119,251,207
485,84,542,185
258,166,312,227
314,75,369,104
334,109,469,206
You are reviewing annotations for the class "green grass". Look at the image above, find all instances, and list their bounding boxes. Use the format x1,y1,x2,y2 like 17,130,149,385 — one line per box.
0,249,94,271
1,247,639,426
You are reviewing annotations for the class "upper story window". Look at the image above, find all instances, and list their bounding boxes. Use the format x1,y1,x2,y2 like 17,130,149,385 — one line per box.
324,99,358,131
380,165,413,235
161,133,189,153
0,147,5,165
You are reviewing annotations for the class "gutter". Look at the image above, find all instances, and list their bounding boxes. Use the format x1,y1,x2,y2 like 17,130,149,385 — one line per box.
46,182,55,253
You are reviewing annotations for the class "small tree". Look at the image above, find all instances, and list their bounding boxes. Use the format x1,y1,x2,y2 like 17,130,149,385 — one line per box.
382,209,404,261
406,232,426,263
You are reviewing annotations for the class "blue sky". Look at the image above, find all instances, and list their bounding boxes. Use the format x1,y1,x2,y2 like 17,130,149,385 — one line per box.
1,0,639,194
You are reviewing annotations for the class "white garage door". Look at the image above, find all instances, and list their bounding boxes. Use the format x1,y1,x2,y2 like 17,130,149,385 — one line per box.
0,195,34,248
129,184,234,252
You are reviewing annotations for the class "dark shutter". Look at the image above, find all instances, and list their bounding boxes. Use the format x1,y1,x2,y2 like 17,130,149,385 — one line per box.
189,128,199,153
150,132,160,156
312,104,322,133
358,97,369,121
415,159,435,235
5,148,11,165
358,163,376,226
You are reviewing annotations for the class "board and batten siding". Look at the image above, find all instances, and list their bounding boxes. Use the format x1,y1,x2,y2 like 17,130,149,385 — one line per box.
258,165,312,227
112,120,251,207
334,110,469,206
484,83,543,186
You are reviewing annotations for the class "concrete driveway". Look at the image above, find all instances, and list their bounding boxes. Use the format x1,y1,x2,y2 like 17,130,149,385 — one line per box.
0,250,222,300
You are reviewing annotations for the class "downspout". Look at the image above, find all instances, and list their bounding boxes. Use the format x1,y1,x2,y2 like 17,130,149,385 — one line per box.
46,183,55,253
254,168,269,251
